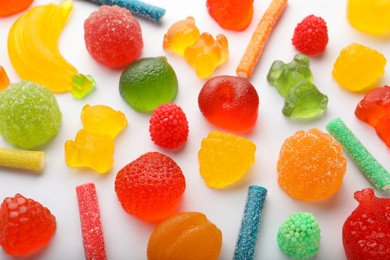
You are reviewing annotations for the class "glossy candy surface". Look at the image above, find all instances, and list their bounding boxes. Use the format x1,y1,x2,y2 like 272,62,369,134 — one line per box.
198,75,259,132
342,188,390,260
277,128,347,201
0,0,33,17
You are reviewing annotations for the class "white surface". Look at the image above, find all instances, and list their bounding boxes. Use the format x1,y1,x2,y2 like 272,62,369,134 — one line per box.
1,0,390,259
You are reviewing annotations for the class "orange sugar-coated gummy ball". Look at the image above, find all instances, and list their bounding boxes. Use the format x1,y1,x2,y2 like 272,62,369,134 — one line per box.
147,212,222,260
277,128,347,201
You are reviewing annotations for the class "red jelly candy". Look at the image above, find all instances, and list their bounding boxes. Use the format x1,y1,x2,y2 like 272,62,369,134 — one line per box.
115,152,186,222
198,75,259,132
375,116,390,148
342,188,390,259
206,0,254,31
84,5,143,68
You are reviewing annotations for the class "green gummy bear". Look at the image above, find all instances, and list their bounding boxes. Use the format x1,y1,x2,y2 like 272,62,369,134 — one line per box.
277,212,321,259
267,54,327,119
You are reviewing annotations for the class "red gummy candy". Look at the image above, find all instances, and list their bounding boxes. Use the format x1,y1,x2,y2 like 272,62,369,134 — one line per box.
198,75,259,132
355,86,390,148
114,152,186,222
0,194,56,256
206,0,254,31
84,5,143,68
342,188,390,260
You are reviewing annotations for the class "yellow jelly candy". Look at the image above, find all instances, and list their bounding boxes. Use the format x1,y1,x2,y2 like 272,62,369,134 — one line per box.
81,104,127,139
198,131,256,188
64,129,114,174
347,0,390,36
332,43,386,93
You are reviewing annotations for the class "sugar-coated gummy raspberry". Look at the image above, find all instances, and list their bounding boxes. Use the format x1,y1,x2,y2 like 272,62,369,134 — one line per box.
0,194,56,256
332,43,386,93
198,131,256,188
277,128,347,201
0,80,62,149
149,103,189,149
292,15,328,56
147,212,222,260
115,152,186,222
84,5,143,68
342,188,390,260
277,212,321,259
198,75,259,132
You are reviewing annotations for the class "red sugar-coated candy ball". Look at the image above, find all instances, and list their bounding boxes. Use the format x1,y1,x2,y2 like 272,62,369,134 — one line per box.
114,152,186,222
198,75,259,132
84,5,143,68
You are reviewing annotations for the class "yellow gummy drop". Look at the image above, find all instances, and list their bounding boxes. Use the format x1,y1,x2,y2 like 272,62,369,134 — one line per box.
347,0,390,36
198,131,256,188
64,129,114,174
81,104,127,139
0,147,45,172
7,0,95,98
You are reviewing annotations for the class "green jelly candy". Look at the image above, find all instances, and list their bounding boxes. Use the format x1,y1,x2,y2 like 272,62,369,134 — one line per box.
119,56,178,112
0,80,62,149
283,81,328,118
267,54,313,97
277,212,321,259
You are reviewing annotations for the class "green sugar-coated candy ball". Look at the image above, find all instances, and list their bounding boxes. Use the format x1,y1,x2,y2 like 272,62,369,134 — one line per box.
0,80,62,149
119,56,178,112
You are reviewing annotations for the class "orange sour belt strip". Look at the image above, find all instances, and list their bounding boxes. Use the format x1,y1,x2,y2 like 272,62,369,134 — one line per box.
236,0,288,79
0,66,10,90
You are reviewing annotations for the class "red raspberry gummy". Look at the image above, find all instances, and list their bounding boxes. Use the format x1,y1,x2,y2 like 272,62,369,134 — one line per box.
149,103,189,149
198,75,259,132
342,188,390,260
115,152,186,222
292,15,328,56
84,5,143,68
0,194,56,256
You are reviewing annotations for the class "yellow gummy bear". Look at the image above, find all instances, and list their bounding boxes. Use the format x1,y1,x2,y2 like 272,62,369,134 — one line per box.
347,0,390,36
332,43,386,93
81,104,127,139
64,129,114,174
198,131,256,188
163,16,201,55
184,33,229,79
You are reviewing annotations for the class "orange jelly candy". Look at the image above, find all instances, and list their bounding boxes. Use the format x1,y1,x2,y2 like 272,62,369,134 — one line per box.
147,212,222,260
277,128,347,201
0,0,33,17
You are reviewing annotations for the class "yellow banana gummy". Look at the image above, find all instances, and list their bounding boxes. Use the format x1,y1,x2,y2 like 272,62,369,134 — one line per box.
7,0,95,98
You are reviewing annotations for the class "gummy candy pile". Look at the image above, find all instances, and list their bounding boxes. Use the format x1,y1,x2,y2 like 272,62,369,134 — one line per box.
0,0,390,259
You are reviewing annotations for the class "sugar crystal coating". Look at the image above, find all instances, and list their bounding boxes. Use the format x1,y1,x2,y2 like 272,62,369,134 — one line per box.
277,128,346,201
277,212,321,259
0,147,45,172
198,131,256,188
326,118,390,191
0,80,61,149
84,5,143,68
147,212,222,260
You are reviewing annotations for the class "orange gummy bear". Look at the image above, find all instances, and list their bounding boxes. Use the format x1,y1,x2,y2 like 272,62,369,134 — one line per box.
184,32,229,79
147,212,222,260
64,129,114,174
0,0,33,17
277,128,347,201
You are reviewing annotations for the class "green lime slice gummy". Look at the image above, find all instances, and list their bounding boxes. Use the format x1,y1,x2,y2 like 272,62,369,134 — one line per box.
0,80,62,149
119,56,178,112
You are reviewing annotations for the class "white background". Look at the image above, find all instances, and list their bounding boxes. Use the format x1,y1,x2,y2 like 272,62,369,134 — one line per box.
1,0,390,259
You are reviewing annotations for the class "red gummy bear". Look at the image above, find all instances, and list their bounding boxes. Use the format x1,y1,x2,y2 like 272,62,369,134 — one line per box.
342,188,390,260
206,0,254,31
355,86,390,148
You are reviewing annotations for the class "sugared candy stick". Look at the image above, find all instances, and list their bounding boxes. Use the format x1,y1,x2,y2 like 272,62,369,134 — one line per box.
76,183,107,260
326,118,390,191
236,0,288,79
234,185,267,260
84,0,165,22
0,66,10,90
0,147,45,172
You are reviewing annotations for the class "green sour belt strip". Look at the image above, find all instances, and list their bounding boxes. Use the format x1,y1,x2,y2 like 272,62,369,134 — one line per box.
326,118,390,191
